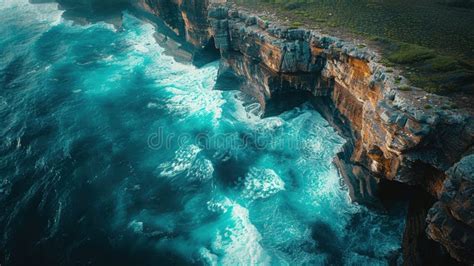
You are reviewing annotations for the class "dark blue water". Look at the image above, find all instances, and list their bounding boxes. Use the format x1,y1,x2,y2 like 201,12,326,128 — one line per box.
0,1,406,265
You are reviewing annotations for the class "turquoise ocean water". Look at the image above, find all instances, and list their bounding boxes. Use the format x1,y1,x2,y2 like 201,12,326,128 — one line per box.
0,1,405,265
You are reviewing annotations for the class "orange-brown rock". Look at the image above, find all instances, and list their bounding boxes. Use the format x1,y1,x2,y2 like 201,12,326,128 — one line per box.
206,5,473,263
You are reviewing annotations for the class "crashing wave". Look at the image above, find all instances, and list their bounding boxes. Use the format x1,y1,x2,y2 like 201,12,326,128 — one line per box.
242,168,285,200
207,202,272,265
186,157,214,182
158,144,201,177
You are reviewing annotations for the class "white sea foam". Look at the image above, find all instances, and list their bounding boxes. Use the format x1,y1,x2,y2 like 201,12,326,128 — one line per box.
121,16,224,123
199,247,219,266
258,117,285,131
186,158,214,182
242,168,285,200
159,145,201,177
229,94,263,125
146,102,159,109
133,43,149,53
0,0,63,25
128,220,144,233
16,137,21,149
210,203,271,265
207,196,233,214
102,55,114,62
162,65,224,123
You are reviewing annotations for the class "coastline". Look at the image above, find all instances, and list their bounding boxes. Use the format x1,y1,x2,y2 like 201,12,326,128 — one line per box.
28,0,474,264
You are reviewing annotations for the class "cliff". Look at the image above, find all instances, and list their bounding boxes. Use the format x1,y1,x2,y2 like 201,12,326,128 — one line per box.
44,0,474,263
144,2,474,263
203,7,474,263
131,0,225,66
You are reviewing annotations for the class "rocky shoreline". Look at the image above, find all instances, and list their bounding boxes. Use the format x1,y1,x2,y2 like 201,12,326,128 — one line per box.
37,0,474,264
135,1,474,263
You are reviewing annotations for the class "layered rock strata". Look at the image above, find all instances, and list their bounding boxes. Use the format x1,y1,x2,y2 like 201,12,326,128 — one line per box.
135,2,474,264
205,11,473,263
132,0,225,65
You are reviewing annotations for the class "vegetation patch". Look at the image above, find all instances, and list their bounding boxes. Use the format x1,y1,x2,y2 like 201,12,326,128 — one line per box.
387,44,435,64
284,2,302,10
399,85,412,91
233,0,474,61
369,37,474,95
290,21,304,28
394,76,402,84
427,56,460,72
233,0,474,95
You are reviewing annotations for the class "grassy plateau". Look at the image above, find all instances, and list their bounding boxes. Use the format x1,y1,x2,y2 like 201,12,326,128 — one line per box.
232,0,474,95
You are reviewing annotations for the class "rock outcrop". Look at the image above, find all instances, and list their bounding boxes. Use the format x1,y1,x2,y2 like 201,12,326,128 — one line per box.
132,0,224,66
427,155,474,264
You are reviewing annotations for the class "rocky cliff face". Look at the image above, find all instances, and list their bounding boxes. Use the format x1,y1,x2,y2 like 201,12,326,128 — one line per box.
131,0,224,65
206,10,474,263
427,155,474,263
50,0,474,263
135,2,474,263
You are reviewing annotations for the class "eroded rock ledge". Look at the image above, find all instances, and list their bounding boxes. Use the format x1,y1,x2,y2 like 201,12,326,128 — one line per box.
207,4,473,262
45,0,474,263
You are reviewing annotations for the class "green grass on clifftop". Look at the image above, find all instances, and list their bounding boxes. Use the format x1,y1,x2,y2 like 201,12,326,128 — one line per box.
233,0,474,95
371,37,473,94
386,44,435,64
